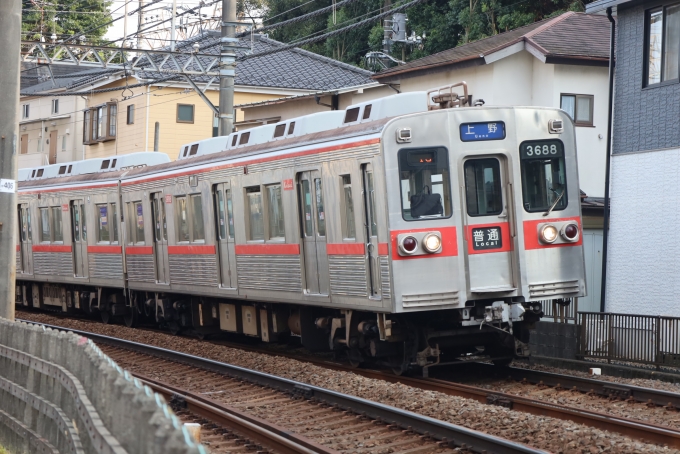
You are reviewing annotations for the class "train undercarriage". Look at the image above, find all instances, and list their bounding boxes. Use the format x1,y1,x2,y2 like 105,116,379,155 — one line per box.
16,281,543,375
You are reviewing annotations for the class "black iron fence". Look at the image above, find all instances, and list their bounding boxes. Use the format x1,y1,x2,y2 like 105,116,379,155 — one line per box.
578,312,680,369
539,298,578,323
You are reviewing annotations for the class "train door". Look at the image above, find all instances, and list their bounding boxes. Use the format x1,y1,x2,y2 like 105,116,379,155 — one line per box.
70,200,87,277
151,193,169,284
361,164,380,298
298,171,329,295
213,183,236,288
462,156,515,292
18,204,33,274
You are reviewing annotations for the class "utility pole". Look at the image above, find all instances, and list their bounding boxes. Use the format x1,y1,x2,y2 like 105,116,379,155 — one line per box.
124,0,129,46
137,0,144,50
219,0,236,136
0,0,20,321
170,0,177,51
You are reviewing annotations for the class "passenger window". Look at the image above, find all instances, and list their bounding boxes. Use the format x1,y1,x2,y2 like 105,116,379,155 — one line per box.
131,201,144,243
366,172,378,236
52,207,63,242
464,159,503,216
97,204,110,242
216,190,227,240
191,194,205,241
314,178,325,237
80,203,87,241
520,140,567,213
176,197,190,242
398,147,452,221
226,189,234,238
341,175,355,239
301,180,313,237
39,208,50,242
246,187,264,241
266,184,285,239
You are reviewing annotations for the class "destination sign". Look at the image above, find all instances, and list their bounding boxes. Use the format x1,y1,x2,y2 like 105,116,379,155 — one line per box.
460,122,505,142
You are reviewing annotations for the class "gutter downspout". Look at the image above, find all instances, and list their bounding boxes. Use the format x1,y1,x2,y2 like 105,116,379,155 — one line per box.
600,7,616,313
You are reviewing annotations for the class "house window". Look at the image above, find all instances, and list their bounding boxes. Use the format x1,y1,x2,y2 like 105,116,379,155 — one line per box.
127,104,134,124
52,99,59,114
646,4,680,86
177,104,195,123
22,104,29,119
84,103,117,144
560,94,594,127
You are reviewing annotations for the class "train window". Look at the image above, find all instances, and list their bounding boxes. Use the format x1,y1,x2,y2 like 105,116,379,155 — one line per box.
67,165,72,173
39,208,50,242
58,166,66,175
191,194,205,241
398,147,451,221
366,172,378,236
231,135,238,147
274,124,286,138
111,203,118,242
341,175,355,239
97,204,110,242
101,160,110,170
183,146,189,157
226,189,234,238
300,180,313,237
344,107,360,123
464,159,503,216
362,104,372,120
37,169,44,177
266,185,285,239
131,201,144,243
288,122,295,135
176,197,190,242
314,179,325,236
246,187,264,241
111,159,117,168
216,191,227,240
51,207,63,242
519,140,568,213
189,144,199,156
239,132,250,145
80,202,87,241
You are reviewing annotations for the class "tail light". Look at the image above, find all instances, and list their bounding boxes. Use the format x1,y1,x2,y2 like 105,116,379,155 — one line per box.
561,223,579,242
400,236,418,254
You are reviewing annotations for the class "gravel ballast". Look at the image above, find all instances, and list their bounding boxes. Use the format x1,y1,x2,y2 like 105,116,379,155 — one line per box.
16,311,680,454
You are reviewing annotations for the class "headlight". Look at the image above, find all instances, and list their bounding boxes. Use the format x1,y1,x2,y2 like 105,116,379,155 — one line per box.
400,236,418,254
540,224,558,244
561,223,579,242
422,233,442,253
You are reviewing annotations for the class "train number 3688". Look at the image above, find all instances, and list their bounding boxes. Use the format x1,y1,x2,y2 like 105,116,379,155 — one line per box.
525,144,558,156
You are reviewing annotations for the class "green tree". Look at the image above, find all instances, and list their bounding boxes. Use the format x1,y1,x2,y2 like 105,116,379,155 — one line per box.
22,0,113,43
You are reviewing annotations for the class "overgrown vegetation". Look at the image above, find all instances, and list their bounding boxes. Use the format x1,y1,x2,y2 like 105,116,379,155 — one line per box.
21,0,113,43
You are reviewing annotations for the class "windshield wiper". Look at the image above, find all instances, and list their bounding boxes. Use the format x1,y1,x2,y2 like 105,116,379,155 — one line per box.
543,188,564,217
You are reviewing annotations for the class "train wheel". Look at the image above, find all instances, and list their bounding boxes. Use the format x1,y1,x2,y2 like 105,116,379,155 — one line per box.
347,348,363,368
123,310,138,328
168,321,181,336
100,310,111,325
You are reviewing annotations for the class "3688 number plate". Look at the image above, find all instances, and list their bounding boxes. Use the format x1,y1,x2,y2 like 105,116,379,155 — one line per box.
520,140,564,160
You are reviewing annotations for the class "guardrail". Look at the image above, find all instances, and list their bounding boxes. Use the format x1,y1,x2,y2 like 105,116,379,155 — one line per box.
578,312,680,369
0,318,206,454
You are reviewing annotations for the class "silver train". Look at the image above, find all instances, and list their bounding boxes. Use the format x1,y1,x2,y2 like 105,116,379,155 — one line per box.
15,82,586,373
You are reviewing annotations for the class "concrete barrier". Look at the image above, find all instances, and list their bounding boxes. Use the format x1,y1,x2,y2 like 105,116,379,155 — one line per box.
0,318,207,454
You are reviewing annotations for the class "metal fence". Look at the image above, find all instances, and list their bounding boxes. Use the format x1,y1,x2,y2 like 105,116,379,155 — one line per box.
578,312,680,368
539,298,578,323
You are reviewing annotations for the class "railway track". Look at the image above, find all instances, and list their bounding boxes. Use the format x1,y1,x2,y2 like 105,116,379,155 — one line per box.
22,320,543,454
18,316,680,450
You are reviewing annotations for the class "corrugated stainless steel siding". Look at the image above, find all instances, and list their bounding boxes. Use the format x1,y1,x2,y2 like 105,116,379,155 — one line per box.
328,255,368,297
529,280,580,298
127,254,156,283
237,255,302,293
15,252,21,272
169,255,218,287
402,291,459,308
88,254,123,280
33,252,73,276
380,256,391,300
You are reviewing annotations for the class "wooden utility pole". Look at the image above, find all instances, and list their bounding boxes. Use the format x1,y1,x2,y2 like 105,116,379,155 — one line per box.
0,0,20,321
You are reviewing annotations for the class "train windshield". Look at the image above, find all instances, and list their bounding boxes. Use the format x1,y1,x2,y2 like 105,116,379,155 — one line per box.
520,140,567,213
398,147,452,220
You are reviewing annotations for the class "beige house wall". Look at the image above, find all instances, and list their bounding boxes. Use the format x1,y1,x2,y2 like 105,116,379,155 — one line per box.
83,81,282,161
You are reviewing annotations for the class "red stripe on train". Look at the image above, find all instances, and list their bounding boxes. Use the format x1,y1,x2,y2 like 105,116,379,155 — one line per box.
126,246,153,255
523,216,583,250
378,243,389,256
88,245,122,254
235,244,300,255
168,245,216,255
16,245,20,252
32,244,72,253
326,243,365,255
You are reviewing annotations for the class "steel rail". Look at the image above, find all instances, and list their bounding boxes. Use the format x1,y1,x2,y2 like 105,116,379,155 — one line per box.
20,321,545,454
135,373,332,454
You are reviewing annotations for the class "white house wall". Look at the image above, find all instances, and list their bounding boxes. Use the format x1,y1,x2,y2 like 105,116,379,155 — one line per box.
606,148,680,316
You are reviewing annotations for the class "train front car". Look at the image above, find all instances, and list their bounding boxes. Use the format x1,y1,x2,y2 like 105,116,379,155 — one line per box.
380,95,586,372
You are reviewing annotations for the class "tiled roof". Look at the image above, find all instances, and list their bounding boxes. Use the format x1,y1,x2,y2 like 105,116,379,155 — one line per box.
20,68,118,95
374,12,610,81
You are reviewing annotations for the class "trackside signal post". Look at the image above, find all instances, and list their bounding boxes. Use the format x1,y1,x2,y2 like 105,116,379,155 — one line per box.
0,0,20,321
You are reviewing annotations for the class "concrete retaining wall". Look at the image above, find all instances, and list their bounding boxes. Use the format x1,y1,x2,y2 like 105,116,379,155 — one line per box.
0,318,207,454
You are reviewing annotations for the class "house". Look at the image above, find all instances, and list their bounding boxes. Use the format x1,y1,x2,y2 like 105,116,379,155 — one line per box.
586,0,680,316
239,12,610,313
18,32,375,164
